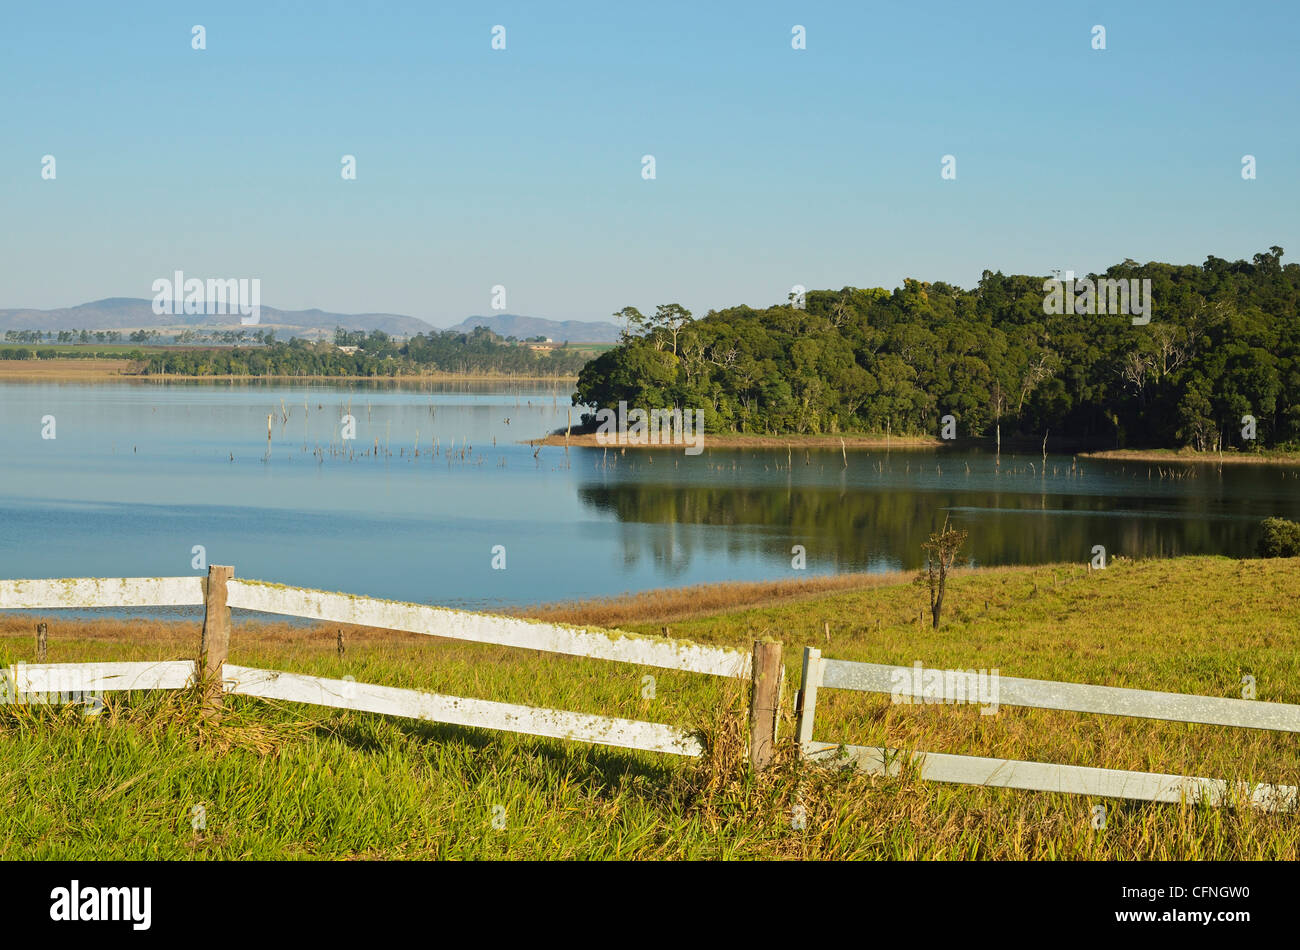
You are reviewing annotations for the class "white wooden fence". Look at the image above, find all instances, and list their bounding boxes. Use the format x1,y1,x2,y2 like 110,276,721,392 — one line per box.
794,647,1300,811
0,567,773,761
18,566,1288,810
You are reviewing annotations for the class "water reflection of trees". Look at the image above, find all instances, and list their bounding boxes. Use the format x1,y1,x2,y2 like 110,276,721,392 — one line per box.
576,480,1270,573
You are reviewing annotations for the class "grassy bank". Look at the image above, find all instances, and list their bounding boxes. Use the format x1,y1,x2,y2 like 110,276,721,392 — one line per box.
1082,447,1300,465
2,555,1298,859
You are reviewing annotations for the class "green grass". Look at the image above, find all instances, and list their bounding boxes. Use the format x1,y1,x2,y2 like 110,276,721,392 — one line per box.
2,555,1299,859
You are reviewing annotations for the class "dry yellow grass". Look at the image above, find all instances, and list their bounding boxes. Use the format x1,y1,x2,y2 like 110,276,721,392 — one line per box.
1082,447,1300,465
513,571,913,627
0,359,134,380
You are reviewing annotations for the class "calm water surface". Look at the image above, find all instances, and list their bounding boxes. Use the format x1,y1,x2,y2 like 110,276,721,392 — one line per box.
2,380,1297,613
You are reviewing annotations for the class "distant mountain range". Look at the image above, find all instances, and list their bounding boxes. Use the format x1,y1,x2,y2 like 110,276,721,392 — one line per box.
0,298,434,338
445,314,622,343
0,299,623,342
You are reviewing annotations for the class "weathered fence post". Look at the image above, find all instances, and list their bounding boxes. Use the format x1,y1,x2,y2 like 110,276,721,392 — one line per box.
794,647,823,758
36,623,47,662
200,565,233,720
749,639,783,770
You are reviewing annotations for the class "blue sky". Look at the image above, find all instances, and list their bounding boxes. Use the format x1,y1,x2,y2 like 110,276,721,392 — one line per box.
2,1,1296,326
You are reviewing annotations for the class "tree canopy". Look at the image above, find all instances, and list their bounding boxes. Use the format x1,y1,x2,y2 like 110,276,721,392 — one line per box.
575,249,1300,450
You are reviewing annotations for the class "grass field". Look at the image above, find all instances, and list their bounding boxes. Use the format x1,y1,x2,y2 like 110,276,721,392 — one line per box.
0,358,135,380
2,555,1298,859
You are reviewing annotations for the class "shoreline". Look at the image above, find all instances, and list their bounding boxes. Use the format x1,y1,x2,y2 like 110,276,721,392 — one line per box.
3,555,1292,649
526,431,942,450
1081,448,1300,466
0,569,913,643
5,362,1293,462
531,431,1300,460
0,360,577,384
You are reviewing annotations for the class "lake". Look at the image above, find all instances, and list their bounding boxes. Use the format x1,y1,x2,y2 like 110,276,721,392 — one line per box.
2,380,1297,613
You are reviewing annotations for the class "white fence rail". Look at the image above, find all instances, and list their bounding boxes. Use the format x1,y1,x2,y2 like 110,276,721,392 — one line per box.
0,575,749,679
801,742,1298,811
0,568,758,761
0,577,204,610
10,661,195,694
226,578,749,678
795,648,1300,811
819,658,1300,732
225,665,702,756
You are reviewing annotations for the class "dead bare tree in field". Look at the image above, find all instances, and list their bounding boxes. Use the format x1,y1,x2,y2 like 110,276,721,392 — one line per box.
917,516,968,629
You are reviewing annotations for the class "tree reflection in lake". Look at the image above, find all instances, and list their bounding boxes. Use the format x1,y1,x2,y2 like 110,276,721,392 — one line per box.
575,447,1297,574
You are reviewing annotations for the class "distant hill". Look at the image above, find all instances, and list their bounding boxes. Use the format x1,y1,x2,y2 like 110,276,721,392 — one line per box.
0,300,625,342
0,299,436,338
446,314,622,343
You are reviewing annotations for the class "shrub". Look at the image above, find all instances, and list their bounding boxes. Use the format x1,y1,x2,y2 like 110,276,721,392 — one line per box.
1258,517,1300,557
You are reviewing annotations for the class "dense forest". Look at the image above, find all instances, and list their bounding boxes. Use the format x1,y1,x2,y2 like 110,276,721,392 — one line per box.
137,327,589,377
574,248,1300,450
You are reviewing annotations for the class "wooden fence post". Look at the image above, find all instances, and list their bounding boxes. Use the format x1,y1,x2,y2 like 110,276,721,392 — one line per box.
200,565,233,720
795,647,823,758
749,639,783,770
36,623,47,662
